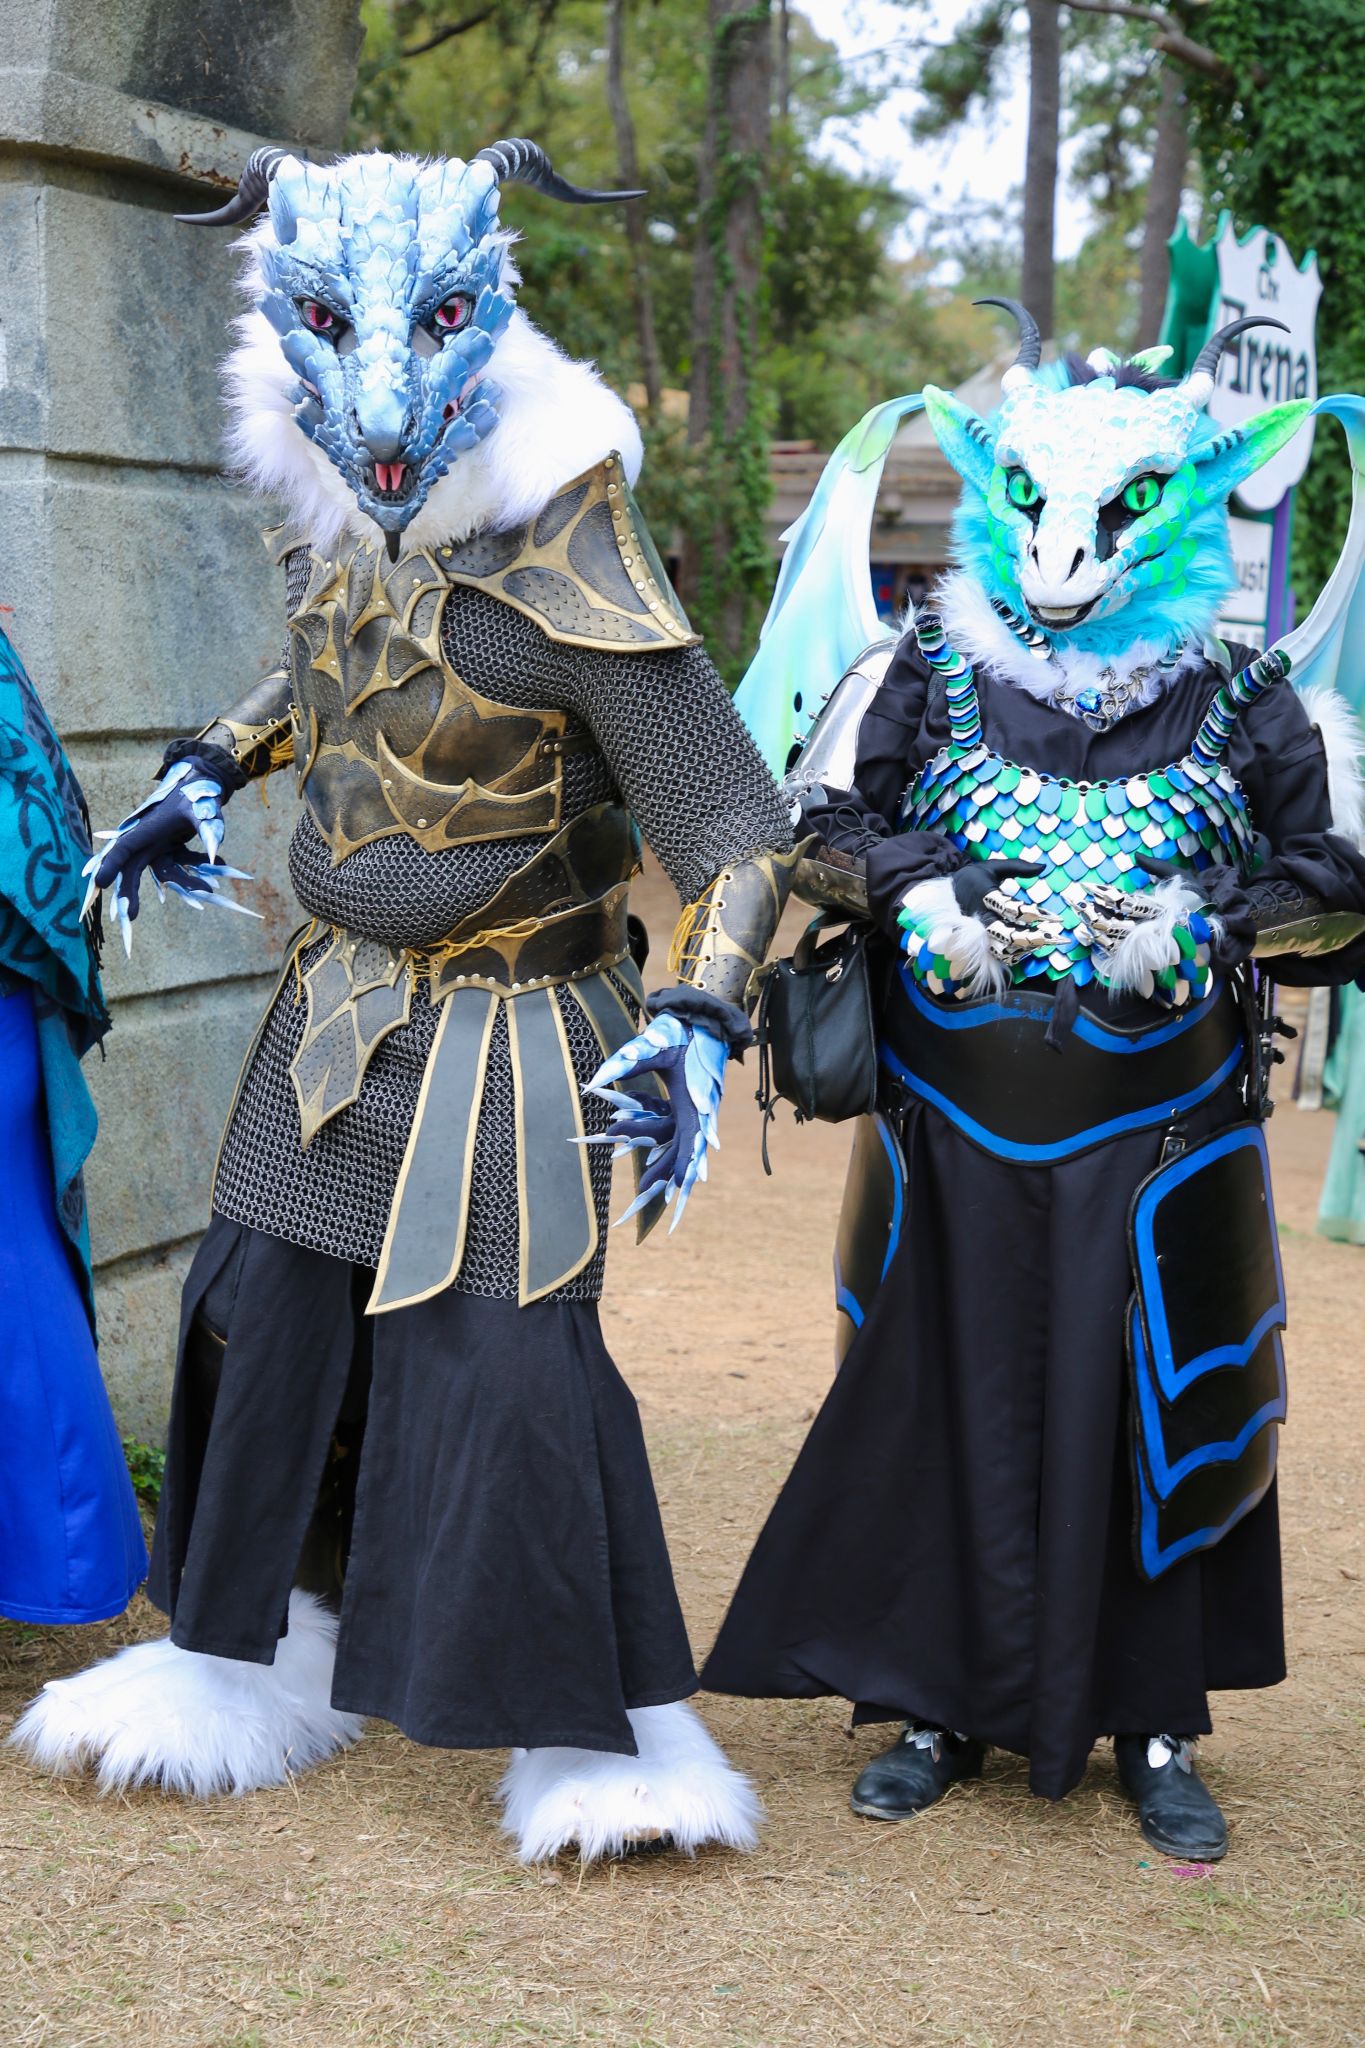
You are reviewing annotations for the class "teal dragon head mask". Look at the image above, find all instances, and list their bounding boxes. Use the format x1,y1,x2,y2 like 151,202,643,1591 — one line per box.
923,300,1311,657
180,140,640,558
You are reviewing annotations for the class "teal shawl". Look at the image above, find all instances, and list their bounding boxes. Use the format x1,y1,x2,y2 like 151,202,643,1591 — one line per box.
0,623,109,1321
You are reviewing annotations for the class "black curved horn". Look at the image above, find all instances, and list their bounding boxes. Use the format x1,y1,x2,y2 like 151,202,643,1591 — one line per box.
973,296,1044,373
1188,314,1290,386
175,146,293,227
473,136,644,206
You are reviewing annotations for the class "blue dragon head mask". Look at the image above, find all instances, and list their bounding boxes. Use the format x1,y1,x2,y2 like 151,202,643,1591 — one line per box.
924,300,1312,656
182,141,640,556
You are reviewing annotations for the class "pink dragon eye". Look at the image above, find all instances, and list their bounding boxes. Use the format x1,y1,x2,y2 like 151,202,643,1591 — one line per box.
435,294,473,332
302,301,335,332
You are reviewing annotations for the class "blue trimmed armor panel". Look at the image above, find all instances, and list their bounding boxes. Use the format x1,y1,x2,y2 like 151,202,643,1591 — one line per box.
1126,1124,1287,1579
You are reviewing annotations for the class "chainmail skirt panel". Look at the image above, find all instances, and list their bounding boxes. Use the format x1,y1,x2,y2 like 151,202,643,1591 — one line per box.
213,934,629,1301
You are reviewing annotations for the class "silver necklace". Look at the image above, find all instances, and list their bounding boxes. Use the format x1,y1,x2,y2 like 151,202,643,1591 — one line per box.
988,599,1184,733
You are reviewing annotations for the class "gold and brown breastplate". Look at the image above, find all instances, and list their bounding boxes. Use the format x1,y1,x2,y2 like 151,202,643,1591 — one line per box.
276,451,697,867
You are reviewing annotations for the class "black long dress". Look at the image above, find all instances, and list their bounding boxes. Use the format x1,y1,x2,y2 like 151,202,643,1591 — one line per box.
703,633,1365,1799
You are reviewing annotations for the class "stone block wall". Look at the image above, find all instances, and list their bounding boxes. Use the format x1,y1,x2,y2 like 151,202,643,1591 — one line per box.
0,0,363,1437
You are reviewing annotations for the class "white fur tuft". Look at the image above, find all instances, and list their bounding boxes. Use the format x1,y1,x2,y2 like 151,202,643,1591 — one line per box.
935,570,1201,711
496,1700,763,1864
8,1590,363,1798
901,875,1010,998
1299,682,1365,845
1094,876,1206,998
223,264,644,554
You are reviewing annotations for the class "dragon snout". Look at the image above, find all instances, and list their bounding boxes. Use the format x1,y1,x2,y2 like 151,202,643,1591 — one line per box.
353,405,421,505
1020,529,1109,631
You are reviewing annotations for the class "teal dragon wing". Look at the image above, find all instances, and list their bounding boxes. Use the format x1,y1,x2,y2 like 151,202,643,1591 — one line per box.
734,394,924,778
1276,395,1365,720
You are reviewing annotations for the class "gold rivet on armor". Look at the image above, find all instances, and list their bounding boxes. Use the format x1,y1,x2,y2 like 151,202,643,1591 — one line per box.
417,817,428,828
383,778,392,789
512,982,521,993
623,556,633,567
607,483,618,496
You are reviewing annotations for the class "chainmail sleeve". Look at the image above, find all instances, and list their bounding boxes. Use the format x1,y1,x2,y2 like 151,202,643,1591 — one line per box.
563,641,799,1024
561,640,793,904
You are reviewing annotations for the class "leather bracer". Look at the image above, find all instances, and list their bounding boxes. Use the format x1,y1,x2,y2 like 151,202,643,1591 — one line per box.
666,846,802,1011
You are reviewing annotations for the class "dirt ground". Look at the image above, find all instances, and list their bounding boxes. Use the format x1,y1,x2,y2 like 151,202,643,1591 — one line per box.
2,866,1363,2048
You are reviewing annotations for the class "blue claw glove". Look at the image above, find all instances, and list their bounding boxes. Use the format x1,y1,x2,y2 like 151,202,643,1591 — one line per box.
82,759,258,954
582,1013,729,1232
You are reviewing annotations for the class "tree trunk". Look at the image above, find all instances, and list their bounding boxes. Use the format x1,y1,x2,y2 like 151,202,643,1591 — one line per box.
776,0,791,123
1137,62,1188,348
682,0,772,665
605,0,663,417
1021,0,1060,340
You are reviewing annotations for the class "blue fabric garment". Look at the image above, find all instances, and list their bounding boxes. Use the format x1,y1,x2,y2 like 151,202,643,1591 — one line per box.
0,987,146,1622
0,624,109,1317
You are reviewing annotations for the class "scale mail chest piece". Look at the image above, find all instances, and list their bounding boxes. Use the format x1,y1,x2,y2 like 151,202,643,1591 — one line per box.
899,636,1271,985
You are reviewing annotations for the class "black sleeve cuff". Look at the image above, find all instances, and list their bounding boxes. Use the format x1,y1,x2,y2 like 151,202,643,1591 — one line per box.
646,984,756,1057
865,832,966,937
159,740,248,795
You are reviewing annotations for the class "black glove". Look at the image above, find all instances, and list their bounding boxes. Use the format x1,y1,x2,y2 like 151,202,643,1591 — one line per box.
1135,855,1255,973
951,859,1045,920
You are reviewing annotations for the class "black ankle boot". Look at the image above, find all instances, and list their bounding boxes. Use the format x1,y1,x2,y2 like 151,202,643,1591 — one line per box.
1114,1734,1228,1861
850,1724,984,1822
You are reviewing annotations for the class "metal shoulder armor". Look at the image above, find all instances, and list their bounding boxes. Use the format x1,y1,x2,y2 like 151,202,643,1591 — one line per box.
436,454,700,654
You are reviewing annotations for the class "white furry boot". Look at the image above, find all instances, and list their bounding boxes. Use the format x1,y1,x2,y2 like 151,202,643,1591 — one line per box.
8,1589,363,1797
497,1699,763,1863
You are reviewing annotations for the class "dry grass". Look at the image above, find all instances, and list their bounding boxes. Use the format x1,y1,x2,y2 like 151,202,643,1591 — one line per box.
2,877,1362,2046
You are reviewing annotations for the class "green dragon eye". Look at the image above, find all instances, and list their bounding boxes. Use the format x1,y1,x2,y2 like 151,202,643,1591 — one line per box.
1006,468,1041,510
1122,473,1163,515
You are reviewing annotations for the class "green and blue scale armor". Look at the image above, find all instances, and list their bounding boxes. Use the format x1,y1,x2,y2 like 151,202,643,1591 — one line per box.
899,627,1282,992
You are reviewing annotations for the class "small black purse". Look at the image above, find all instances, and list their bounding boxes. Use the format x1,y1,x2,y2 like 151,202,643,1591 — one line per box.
754,914,881,1165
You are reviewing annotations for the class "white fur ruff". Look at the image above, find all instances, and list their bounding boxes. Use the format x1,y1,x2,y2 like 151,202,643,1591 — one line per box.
1300,681,1365,845
936,570,1199,710
901,875,1009,998
224,282,644,554
496,1701,763,1864
8,1590,362,1798
1094,877,1207,998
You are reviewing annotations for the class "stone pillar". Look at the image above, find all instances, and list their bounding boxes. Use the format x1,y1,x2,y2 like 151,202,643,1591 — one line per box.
0,1,364,1437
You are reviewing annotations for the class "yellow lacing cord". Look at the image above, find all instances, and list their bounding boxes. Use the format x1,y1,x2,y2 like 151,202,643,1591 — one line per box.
410,917,544,984
667,893,714,978
241,725,295,806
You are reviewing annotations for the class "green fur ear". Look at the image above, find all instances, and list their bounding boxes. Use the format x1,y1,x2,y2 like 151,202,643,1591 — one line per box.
922,385,996,498
1191,399,1312,506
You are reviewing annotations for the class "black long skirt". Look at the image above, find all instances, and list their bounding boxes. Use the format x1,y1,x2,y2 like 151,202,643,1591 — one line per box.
702,1084,1285,1800
148,1215,697,1754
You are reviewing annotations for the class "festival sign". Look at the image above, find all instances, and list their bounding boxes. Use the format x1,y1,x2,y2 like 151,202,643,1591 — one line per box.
1202,216,1321,514
1161,215,1322,640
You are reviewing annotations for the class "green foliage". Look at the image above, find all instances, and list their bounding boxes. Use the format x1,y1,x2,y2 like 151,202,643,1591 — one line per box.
1184,0,1365,601
122,1438,165,1509
911,0,1014,141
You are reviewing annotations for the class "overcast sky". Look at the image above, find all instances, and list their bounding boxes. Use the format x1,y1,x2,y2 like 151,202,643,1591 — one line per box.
798,0,1091,264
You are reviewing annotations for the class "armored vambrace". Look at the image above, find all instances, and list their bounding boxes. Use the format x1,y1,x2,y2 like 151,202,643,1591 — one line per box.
192,667,296,784
656,845,803,1046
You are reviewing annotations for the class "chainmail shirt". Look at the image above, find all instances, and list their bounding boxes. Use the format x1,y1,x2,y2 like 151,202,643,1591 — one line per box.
214,548,791,1296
